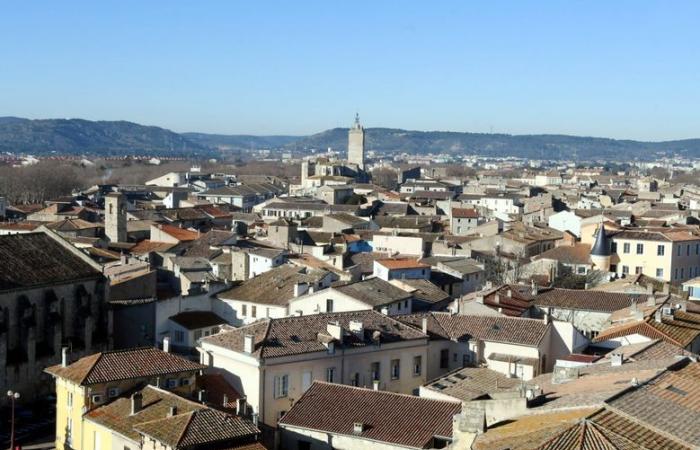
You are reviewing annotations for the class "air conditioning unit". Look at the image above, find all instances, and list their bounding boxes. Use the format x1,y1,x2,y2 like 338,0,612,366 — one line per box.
167,379,178,388
91,394,103,404
662,307,673,316
180,378,191,386
108,388,120,398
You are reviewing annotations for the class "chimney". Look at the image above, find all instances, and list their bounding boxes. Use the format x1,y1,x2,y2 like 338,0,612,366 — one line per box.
293,282,309,298
353,422,365,434
380,306,389,315
543,308,551,325
646,284,654,295
223,394,229,408
373,380,380,391
168,405,178,417
646,296,656,307
131,392,143,415
655,310,662,323
236,397,247,415
61,346,69,367
506,289,512,297
327,322,343,342
243,335,254,354
163,337,170,353
662,284,670,295
198,390,207,403
421,317,428,334
531,280,538,296
611,353,623,367
494,293,500,304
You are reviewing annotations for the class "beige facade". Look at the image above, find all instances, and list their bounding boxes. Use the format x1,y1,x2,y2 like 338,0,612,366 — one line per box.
200,338,429,426
611,235,700,283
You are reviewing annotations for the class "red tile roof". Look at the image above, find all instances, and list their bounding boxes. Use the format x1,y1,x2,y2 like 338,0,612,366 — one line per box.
45,347,205,385
376,258,429,270
452,208,480,219
155,223,199,242
279,382,461,448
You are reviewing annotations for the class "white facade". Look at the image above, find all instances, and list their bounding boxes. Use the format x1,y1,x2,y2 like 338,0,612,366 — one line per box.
548,210,582,237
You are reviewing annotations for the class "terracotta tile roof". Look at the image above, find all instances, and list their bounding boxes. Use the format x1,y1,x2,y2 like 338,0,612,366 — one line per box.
0,221,43,231
594,307,700,348
376,257,430,270
463,283,536,317
397,312,549,347
536,243,592,265
134,407,259,448
452,208,480,219
201,310,427,359
197,373,242,409
534,288,642,313
0,232,102,292
604,359,700,447
279,382,461,448
46,218,102,231
155,223,200,242
333,277,412,307
473,408,597,450
129,239,176,255
217,265,331,306
424,366,521,401
45,347,205,385
85,385,205,442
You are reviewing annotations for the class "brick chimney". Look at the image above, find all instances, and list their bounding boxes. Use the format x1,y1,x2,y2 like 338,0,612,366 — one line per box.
131,392,143,415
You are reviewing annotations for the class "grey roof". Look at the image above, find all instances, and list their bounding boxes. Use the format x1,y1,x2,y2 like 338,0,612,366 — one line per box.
591,222,611,256
333,277,412,307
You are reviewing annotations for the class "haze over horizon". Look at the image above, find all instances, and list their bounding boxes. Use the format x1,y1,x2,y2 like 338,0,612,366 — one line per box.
1,1,699,141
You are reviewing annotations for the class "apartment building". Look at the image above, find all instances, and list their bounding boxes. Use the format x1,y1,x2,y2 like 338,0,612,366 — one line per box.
610,229,700,283
197,310,429,425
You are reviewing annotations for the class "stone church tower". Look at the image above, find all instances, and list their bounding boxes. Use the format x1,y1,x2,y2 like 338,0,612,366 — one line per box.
348,113,365,169
105,192,127,243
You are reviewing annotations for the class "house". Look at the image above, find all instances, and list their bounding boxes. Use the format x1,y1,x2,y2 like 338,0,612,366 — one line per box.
247,247,286,278
197,310,429,425
0,231,108,403
315,184,354,205
532,288,648,338
608,228,700,283
397,312,572,381
593,296,700,352
531,243,594,277
168,311,227,355
44,347,206,450
450,207,482,235
279,382,463,450
288,277,414,316
373,258,431,281
150,223,199,244
213,265,336,326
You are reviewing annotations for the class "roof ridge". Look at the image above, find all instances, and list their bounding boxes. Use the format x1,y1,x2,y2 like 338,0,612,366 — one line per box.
307,381,461,405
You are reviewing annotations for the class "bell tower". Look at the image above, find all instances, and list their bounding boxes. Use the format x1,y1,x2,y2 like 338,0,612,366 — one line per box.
105,192,127,243
348,113,365,170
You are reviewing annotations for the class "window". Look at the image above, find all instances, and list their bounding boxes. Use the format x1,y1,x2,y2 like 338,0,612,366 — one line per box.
326,299,334,312
688,245,692,256
391,359,400,380
108,387,120,398
413,356,422,376
696,244,699,255
371,362,381,381
242,304,247,317
623,243,630,254
622,266,629,275
681,268,685,278
611,242,617,253
274,375,289,398
675,268,679,279
251,306,257,318
635,266,643,275
656,268,664,278
577,266,586,274
657,245,665,256
194,330,203,340
350,372,359,386
453,353,458,362
167,378,177,388
326,367,336,383
180,378,191,386
678,246,682,256
440,349,449,369
297,441,311,450
636,243,644,255
67,392,73,408
174,330,185,343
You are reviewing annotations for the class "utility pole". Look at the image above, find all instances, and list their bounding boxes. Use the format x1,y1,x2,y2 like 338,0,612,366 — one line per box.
7,389,20,450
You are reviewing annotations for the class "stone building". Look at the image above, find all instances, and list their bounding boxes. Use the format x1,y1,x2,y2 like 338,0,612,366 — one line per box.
0,230,108,403
348,112,365,169
105,192,127,243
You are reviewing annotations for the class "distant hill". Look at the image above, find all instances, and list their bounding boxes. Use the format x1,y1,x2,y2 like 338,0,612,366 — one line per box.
2,116,700,161
285,127,700,161
0,117,211,156
183,132,300,150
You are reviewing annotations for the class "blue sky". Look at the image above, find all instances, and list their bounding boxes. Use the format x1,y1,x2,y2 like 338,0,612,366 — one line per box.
1,1,698,140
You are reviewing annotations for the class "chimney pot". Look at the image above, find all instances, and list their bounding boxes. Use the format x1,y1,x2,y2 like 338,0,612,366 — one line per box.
421,317,428,334
198,389,206,403
163,337,170,353
168,405,177,417
373,380,380,391
611,353,623,367
353,422,365,434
